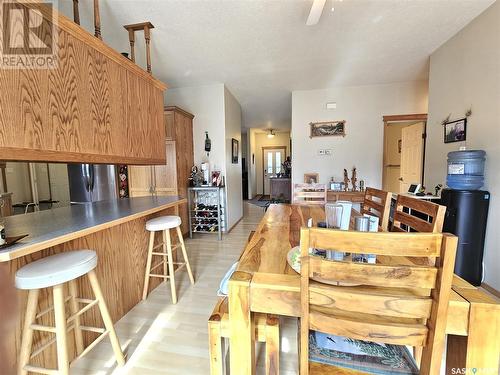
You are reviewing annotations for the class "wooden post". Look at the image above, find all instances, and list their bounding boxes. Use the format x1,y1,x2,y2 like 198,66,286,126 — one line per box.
124,22,155,73
144,25,152,74
73,0,80,25
229,271,255,375
128,29,136,62
93,0,102,39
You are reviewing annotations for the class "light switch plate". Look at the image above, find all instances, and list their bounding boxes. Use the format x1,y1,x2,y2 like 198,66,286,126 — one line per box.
318,149,325,155
324,149,332,156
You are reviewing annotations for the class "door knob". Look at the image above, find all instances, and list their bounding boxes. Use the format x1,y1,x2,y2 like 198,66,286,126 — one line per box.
399,177,404,181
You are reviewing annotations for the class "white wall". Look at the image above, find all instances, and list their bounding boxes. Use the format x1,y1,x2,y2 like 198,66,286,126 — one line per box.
165,84,243,230
425,1,500,290
165,84,226,171
291,82,428,188
224,87,243,230
253,131,291,195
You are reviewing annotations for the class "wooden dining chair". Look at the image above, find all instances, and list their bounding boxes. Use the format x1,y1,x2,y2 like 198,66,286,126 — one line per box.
361,187,392,231
299,227,458,375
293,183,327,205
392,195,446,233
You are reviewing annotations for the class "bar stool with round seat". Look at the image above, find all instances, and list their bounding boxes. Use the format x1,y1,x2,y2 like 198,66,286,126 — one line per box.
142,215,195,304
16,250,125,375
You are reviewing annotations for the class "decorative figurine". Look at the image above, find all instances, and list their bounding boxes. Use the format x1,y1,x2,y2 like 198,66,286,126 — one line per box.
359,179,365,192
435,184,443,197
351,167,358,192
343,169,350,191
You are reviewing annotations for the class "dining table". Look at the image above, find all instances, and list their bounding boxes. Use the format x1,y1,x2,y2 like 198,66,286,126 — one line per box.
228,204,500,375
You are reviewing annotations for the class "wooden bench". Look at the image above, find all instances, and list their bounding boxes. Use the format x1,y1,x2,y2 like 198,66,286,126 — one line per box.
208,297,280,374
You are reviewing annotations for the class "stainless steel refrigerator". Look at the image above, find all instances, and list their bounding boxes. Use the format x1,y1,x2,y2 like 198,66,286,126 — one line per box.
67,164,118,204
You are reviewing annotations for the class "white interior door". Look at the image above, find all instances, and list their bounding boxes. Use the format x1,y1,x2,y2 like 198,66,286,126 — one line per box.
263,148,285,195
400,122,425,193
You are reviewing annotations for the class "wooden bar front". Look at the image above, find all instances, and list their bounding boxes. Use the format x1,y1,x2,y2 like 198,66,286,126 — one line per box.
1,203,182,373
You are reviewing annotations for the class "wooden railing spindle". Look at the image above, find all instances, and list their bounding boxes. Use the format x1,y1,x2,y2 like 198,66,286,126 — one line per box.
93,0,102,39
72,0,80,25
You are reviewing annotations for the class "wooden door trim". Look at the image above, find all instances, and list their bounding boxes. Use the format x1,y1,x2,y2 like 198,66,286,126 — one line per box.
382,114,427,192
261,146,287,196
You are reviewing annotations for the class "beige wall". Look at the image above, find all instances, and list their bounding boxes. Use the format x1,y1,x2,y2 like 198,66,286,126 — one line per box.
291,81,428,189
253,131,291,195
224,87,243,230
425,1,500,289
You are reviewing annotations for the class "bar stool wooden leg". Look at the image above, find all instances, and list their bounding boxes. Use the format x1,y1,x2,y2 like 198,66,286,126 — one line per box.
53,283,70,375
18,289,39,375
142,231,155,300
68,280,84,355
163,230,169,279
176,226,194,284
87,270,126,366
164,229,177,304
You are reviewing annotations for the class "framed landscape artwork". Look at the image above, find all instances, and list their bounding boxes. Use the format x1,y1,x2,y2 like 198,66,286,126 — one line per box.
310,120,346,138
444,118,467,143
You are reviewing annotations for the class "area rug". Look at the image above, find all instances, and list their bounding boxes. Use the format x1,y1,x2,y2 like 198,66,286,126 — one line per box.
309,331,419,375
248,195,270,208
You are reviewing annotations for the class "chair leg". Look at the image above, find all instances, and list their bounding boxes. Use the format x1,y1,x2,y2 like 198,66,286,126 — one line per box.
142,231,155,300
164,229,177,304
265,315,280,375
176,226,195,284
53,283,69,375
208,320,223,375
68,280,84,355
87,270,125,366
18,289,40,375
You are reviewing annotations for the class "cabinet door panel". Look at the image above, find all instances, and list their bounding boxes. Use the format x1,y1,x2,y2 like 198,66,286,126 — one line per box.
154,141,177,195
128,166,153,197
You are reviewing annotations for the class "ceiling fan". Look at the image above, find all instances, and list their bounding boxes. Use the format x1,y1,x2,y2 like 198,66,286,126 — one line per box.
306,0,327,26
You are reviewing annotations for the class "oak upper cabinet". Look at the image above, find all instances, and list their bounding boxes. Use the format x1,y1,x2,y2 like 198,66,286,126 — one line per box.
0,2,167,165
129,141,177,197
165,106,194,235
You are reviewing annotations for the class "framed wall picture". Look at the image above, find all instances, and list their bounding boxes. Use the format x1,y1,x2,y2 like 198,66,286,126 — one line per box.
444,118,467,143
310,120,346,138
304,173,319,184
231,138,239,163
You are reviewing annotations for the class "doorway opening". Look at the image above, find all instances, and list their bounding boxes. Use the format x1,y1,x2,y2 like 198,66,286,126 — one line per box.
382,114,427,194
262,146,287,196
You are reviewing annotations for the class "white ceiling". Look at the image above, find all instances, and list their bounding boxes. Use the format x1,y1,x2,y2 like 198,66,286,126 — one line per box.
59,0,495,130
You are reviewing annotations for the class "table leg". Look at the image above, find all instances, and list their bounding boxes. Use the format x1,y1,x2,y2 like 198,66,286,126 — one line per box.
229,271,255,375
446,288,500,374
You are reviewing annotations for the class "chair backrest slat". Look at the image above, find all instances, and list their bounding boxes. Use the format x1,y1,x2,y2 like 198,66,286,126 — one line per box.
361,187,392,230
308,228,442,257
310,283,433,319
392,195,446,233
309,256,437,288
293,183,327,205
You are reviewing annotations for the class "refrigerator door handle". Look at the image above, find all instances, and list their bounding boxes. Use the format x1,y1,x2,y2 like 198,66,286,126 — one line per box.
84,164,91,192
89,164,95,192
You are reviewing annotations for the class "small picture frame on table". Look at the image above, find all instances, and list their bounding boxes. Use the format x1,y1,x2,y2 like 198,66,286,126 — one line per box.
304,173,319,184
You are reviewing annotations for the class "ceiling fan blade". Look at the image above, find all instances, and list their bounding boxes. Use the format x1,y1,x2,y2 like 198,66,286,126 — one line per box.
306,0,327,26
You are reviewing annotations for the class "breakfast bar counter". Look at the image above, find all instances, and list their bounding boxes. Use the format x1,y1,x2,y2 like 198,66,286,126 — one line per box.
1,196,186,373
0,196,186,262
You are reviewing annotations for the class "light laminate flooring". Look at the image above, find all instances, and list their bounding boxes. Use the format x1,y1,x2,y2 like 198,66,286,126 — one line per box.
71,202,299,375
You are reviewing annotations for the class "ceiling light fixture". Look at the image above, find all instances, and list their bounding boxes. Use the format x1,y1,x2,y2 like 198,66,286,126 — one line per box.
267,129,275,138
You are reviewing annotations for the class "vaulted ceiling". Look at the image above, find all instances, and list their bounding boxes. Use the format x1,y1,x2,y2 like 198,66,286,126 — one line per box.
59,0,495,130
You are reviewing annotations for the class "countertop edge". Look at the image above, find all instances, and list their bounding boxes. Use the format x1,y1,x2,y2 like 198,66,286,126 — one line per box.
0,197,186,262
